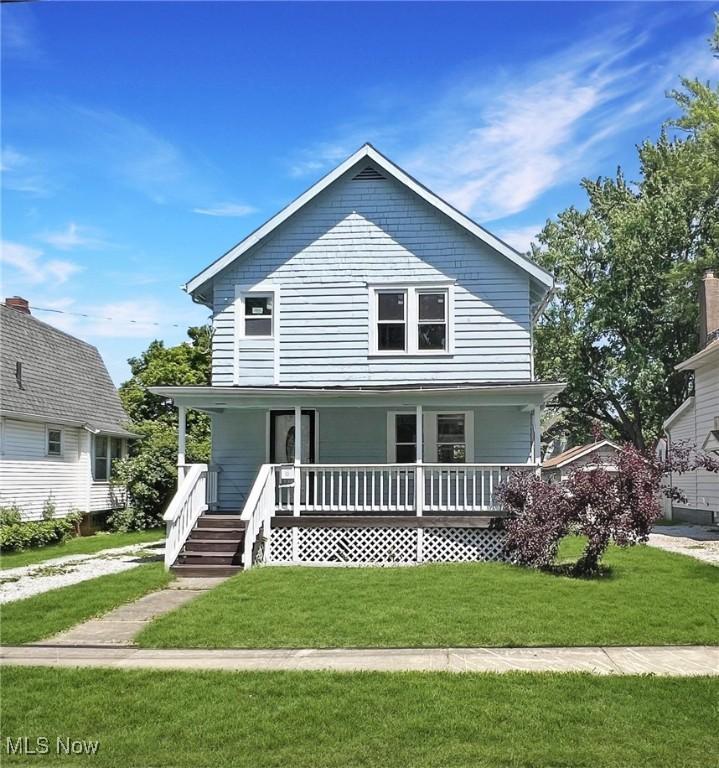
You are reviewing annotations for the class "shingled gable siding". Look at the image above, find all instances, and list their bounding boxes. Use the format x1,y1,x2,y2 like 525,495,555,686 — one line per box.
210,172,532,386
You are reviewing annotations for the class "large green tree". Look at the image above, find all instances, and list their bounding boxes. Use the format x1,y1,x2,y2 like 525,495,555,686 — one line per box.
112,326,212,530
534,57,719,449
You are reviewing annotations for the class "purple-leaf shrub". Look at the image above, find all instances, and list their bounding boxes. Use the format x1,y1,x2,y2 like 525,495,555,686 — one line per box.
496,441,719,576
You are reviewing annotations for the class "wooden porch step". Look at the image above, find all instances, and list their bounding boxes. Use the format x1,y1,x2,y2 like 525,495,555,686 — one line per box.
177,552,241,566
197,515,246,529
184,539,240,552
170,564,243,577
189,527,245,540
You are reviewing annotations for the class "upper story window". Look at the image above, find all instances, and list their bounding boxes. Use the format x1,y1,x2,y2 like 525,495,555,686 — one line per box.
93,435,123,481
371,284,453,355
244,294,273,337
47,428,62,456
377,291,407,352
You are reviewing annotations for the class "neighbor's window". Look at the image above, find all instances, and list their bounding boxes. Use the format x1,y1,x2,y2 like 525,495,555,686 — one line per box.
395,414,417,463
436,414,466,463
94,436,123,481
377,291,406,351
47,428,62,456
417,291,447,351
244,295,273,337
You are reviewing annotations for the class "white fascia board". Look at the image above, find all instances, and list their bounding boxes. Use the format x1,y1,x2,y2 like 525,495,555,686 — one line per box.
675,340,719,372
185,143,554,297
663,397,695,432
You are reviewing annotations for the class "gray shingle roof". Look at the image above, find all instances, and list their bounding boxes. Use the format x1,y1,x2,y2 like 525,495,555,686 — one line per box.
0,304,134,436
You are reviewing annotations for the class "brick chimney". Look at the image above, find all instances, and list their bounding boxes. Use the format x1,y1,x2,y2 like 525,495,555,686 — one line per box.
4,296,31,315
699,269,719,348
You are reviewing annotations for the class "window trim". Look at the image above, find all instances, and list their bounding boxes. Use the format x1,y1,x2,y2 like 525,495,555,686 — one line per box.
92,434,124,483
46,426,63,458
386,410,474,463
240,291,275,339
369,282,454,356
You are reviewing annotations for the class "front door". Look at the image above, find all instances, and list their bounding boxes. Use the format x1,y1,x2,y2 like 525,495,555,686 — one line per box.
270,410,316,464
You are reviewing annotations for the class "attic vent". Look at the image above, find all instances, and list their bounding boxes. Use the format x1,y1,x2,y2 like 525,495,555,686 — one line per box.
352,166,386,181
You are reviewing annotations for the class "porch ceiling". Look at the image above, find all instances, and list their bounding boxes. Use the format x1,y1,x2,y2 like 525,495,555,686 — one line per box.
149,381,565,411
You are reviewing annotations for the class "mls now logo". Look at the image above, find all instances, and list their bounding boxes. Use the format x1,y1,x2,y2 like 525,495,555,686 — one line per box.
5,737,100,755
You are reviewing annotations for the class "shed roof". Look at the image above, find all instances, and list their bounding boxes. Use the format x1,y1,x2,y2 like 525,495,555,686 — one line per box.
542,439,621,470
0,304,134,436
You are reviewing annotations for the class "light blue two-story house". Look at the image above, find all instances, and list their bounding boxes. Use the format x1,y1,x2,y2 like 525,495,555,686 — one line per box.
153,144,564,575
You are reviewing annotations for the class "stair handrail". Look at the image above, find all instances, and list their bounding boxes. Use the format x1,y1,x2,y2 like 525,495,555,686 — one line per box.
239,463,275,571
163,463,208,569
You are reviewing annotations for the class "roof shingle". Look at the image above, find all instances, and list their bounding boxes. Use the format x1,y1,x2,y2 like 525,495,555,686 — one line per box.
0,304,134,436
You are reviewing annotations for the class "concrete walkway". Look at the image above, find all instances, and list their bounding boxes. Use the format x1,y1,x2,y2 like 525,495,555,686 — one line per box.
648,523,719,566
2,644,717,676
36,577,227,646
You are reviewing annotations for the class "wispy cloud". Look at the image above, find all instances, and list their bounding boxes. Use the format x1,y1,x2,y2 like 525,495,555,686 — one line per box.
287,20,718,223
193,202,257,217
0,240,81,284
495,224,544,254
1,8,45,63
287,143,355,178
36,222,109,251
1,146,51,196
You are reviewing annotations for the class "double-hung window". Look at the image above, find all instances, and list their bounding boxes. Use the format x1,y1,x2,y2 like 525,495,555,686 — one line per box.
371,285,452,354
244,294,273,337
93,436,123,481
436,414,466,463
376,291,407,352
417,291,447,351
47,428,62,457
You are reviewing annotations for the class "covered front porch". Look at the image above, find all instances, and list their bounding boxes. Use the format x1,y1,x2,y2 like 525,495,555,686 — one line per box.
152,382,563,571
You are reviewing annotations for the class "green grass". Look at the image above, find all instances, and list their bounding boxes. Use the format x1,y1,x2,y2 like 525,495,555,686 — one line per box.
138,541,719,648
2,667,717,767
0,529,165,570
0,563,172,645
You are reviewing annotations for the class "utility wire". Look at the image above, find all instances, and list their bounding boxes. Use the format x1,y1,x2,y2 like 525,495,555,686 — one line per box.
30,305,209,329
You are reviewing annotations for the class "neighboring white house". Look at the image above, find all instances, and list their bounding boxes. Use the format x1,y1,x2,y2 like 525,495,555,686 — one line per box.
663,269,719,525
0,297,134,523
542,439,622,483
153,144,565,574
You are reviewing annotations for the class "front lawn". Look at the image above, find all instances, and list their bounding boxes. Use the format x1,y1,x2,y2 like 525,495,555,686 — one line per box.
0,529,165,570
138,541,719,648
1,563,172,645
1,667,716,767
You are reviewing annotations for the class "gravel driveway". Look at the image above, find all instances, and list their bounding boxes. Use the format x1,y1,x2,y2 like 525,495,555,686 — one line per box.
648,524,719,566
0,541,165,604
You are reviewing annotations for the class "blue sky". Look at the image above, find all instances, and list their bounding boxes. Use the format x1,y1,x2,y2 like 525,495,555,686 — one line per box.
2,1,717,384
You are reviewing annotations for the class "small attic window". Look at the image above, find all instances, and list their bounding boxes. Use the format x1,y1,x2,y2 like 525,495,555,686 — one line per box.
15,361,22,389
352,166,386,181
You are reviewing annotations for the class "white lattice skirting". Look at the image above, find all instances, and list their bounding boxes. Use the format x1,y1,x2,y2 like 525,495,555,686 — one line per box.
266,526,508,566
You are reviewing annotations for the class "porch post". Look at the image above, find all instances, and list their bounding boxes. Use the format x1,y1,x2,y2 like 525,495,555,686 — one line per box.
415,404,424,563
292,406,301,561
532,407,542,476
177,405,187,485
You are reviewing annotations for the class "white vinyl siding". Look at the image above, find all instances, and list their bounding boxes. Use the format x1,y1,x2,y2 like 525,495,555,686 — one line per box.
210,170,531,386
0,419,126,520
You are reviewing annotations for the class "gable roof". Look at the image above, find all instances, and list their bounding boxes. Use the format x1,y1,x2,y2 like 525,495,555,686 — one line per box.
0,304,134,436
185,143,554,299
542,439,621,470
675,338,719,372
663,396,695,432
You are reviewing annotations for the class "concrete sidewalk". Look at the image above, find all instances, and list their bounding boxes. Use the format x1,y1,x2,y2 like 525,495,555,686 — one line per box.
2,644,717,676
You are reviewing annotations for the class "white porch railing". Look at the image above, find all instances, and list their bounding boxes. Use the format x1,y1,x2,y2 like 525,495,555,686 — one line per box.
239,463,276,570
274,463,531,515
163,463,218,569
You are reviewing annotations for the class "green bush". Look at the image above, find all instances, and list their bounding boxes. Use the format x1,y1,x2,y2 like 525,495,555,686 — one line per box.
0,510,83,553
0,505,23,526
